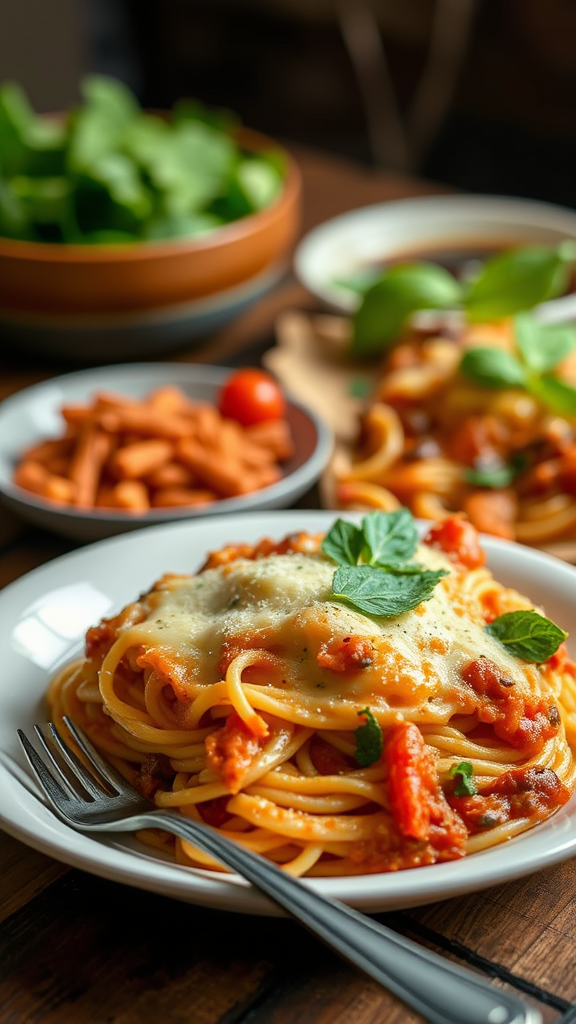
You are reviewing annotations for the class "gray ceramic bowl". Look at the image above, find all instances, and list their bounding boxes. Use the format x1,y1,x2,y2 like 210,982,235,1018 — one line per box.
0,363,333,542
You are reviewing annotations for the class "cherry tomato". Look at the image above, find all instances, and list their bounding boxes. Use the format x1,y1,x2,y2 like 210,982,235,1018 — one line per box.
218,368,286,426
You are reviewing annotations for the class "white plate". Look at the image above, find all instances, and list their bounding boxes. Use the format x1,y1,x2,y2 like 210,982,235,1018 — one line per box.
294,193,576,314
1,509,575,916
0,363,333,542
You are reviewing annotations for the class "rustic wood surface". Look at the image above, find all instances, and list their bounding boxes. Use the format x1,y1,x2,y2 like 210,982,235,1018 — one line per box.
0,145,574,1024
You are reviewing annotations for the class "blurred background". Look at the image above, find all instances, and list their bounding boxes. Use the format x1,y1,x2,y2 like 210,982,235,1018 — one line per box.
1,0,575,207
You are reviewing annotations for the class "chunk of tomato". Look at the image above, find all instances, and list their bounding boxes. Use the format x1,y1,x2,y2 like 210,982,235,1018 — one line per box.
423,515,486,568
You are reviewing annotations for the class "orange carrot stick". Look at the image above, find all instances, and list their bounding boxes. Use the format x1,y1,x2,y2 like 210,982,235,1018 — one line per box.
245,419,295,461
107,480,150,512
98,407,195,439
14,461,76,504
145,462,197,489
108,439,174,480
69,427,115,508
20,437,74,464
176,438,254,497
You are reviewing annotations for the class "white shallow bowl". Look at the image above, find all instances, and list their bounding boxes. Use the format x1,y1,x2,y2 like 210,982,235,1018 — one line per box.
0,363,333,542
0,509,575,916
295,193,576,315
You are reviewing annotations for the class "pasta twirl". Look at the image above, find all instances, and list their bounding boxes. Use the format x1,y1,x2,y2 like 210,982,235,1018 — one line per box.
47,513,576,877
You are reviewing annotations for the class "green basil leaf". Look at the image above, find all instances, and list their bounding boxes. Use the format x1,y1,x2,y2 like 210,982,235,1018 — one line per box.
87,154,152,220
485,610,567,662
460,347,526,389
237,157,283,211
123,113,169,166
332,564,448,618
148,121,236,215
352,262,463,356
68,74,139,172
464,454,528,490
449,761,477,797
375,562,426,575
354,707,383,767
81,74,140,124
464,245,572,321
527,375,576,416
361,508,418,566
142,212,222,241
9,174,71,227
0,176,33,238
321,519,365,566
515,312,576,373
0,81,36,177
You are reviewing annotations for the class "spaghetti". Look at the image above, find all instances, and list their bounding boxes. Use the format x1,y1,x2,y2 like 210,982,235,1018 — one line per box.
47,513,576,877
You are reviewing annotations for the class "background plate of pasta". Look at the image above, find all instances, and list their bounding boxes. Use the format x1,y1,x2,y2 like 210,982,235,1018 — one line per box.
1,509,576,916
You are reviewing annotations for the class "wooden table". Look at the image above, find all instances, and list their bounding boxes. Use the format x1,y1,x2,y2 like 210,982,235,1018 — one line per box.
1,146,575,1024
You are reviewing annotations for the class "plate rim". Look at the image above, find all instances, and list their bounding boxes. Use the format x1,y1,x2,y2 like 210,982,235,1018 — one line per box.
1,508,576,916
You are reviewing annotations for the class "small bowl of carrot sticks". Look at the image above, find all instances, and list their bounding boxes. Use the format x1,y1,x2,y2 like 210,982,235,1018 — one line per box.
0,363,332,541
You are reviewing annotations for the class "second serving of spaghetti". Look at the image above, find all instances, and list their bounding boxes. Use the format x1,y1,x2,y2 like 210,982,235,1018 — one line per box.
48,510,576,878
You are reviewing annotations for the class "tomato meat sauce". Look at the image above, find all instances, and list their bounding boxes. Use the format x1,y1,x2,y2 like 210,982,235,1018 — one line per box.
316,635,374,673
349,722,468,872
423,515,486,569
201,530,324,571
450,766,571,835
461,656,561,755
205,711,267,793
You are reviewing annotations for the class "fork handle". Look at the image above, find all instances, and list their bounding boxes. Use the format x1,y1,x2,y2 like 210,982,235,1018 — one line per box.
131,810,539,1024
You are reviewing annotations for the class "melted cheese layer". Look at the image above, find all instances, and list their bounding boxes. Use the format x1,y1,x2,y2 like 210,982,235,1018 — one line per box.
130,545,542,727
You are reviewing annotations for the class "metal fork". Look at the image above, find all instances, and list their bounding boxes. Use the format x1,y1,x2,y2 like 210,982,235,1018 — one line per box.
17,718,540,1024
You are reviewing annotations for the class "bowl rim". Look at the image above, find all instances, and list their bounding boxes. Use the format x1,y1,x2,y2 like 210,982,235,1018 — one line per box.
0,127,301,264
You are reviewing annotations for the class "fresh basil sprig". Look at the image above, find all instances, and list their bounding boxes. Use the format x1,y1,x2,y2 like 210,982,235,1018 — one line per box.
485,610,567,662
321,508,418,568
351,243,576,357
322,510,448,618
354,707,383,767
332,564,448,618
460,312,576,416
449,761,477,797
